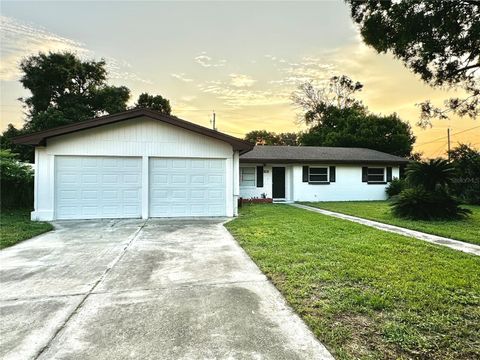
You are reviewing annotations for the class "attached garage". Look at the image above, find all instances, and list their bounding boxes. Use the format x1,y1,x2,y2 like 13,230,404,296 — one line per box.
14,109,253,221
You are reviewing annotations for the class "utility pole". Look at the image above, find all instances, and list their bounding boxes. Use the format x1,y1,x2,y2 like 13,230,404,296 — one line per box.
211,111,216,131
447,128,451,161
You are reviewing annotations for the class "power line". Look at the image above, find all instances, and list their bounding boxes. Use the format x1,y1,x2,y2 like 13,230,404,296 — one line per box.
415,125,480,147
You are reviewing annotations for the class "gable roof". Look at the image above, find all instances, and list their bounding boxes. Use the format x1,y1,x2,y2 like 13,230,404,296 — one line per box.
13,108,254,153
240,146,409,164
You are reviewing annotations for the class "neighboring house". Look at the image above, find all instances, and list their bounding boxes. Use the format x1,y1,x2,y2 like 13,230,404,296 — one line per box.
14,109,253,221
14,109,409,221
239,146,408,202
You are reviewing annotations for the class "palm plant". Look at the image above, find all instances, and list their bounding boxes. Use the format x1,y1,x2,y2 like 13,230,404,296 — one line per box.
405,158,455,191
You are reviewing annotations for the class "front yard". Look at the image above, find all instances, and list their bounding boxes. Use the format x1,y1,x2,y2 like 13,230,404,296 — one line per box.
226,204,480,360
0,209,53,249
302,201,480,246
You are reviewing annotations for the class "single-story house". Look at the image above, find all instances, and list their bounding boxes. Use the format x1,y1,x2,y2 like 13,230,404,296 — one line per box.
239,146,408,202
14,109,409,221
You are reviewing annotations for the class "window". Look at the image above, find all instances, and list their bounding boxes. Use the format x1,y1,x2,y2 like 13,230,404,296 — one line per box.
240,167,256,186
367,167,385,183
309,167,329,183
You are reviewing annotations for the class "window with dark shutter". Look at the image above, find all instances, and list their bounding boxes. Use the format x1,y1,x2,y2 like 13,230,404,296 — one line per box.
362,167,368,182
302,166,309,182
386,167,392,182
256,166,264,187
329,166,336,182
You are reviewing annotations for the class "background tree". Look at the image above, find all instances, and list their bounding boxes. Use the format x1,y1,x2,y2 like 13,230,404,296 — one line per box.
293,76,415,157
135,93,171,115
448,144,480,204
0,52,131,162
291,76,363,125
346,0,480,126
244,130,298,146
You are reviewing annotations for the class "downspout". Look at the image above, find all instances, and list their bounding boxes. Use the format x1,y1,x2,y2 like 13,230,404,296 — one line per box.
233,150,239,216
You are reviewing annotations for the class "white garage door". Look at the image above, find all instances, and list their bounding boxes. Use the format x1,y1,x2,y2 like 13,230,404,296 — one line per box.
149,158,226,217
55,156,142,219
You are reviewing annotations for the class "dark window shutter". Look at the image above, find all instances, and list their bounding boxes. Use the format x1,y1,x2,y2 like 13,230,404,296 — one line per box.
386,167,392,182
329,166,336,182
362,167,368,182
256,166,264,187
302,166,309,182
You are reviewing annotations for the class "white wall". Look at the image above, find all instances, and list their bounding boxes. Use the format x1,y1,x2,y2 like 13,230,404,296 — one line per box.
239,163,399,202
32,117,236,220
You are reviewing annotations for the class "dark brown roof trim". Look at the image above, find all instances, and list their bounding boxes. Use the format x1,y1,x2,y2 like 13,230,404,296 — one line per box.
240,158,409,165
13,108,254,153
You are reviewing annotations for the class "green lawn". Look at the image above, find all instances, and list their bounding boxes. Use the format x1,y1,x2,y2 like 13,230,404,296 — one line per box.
226,204,480,360
301,201,480,246
0,209,53,249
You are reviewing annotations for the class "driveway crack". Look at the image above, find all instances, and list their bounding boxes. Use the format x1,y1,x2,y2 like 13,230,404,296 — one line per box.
33,219,148,359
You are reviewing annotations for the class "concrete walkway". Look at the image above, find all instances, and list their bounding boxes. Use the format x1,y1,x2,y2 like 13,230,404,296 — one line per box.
0,218,333,360
292,204,480,257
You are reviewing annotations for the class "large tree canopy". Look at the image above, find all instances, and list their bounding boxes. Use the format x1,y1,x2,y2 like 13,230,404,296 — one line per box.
292,76,415,157
19,52,130,126
299,106,415,157
1,52,132,161
346,0,480,125
134,93,171,115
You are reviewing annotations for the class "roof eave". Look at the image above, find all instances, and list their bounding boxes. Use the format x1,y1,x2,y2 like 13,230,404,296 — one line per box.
239,158,410,165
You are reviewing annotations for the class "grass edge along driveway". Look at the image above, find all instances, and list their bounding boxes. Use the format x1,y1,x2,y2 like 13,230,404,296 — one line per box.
225,204,480,360
0,209,53,249
301,201,480,246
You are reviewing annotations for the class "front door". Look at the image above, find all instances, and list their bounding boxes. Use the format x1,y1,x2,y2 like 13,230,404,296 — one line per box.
272,167,286,198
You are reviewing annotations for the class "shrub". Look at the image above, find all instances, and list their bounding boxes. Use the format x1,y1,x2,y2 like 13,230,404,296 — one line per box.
0,150,34,209
391,188,471,220
385,178,405,198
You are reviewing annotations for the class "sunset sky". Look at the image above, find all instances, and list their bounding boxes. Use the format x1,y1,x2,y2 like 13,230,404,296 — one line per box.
1,1,478,157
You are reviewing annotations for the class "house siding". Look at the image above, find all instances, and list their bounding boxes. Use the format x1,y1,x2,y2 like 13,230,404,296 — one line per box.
240,163,399,202
32,117,237,220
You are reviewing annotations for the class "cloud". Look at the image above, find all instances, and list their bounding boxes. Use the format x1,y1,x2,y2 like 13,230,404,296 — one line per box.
171,72,193,82
229,73,257,88
194,52,227,68
0,16,151,84
0,15,89,80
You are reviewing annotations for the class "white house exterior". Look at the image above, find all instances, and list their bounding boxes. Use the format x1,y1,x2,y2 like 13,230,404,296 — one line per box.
239,146,407,202
15,109,409,221
14,109,252,221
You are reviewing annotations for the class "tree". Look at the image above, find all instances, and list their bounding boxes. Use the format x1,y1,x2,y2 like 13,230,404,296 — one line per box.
0,150,34,209
346,0,480,126
405,159,455,192
135,93,171,115
448,144,480,204
291,76,364,125
297,103,415,157
1,52,131,162
245,130,299,146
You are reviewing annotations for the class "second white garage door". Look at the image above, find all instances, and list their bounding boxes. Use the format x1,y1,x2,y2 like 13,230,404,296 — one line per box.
149,158,226,217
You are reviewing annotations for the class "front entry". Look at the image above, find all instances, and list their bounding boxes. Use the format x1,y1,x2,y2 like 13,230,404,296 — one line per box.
272,167,286,199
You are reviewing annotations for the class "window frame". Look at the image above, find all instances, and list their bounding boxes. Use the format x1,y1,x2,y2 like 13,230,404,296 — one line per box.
240,167,256,187
308,166,329,184
367,167,386,183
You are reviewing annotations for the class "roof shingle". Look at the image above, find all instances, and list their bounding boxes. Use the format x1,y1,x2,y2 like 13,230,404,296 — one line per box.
240,146,409,164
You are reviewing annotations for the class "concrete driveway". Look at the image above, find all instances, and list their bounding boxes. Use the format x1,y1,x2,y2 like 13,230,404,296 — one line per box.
0,219,333,360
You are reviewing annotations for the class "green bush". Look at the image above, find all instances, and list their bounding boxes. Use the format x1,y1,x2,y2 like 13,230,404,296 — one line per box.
391,188,471,220
385,178,405,198
0,150,34,209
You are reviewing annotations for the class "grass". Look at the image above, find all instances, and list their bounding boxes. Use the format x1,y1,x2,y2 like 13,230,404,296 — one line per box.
301,201,480,246
0,209,53,249
226,204,480,360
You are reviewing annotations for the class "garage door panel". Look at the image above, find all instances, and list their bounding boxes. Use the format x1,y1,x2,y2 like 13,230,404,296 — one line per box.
149,158,226,217
55,156,142,220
